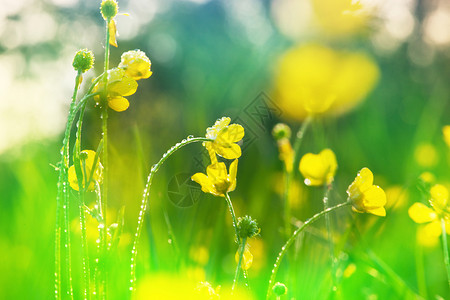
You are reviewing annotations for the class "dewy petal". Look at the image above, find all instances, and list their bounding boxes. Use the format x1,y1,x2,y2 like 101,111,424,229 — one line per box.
215,143,242,160
191,173,215,195
206,162,228,183
108,75,138,97
363,185,386,208
228,159,238,192
68,165,80,191
108,96,130,112
355,167,373,192
408,202,437,223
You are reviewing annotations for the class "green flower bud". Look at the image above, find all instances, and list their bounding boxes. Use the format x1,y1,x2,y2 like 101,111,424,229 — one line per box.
272,282,287,296
100,0,118,20
72,49,95,73
272,123,291,141
237,215,259,239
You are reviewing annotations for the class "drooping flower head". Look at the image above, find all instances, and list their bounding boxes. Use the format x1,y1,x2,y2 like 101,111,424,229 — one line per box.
347,167,386,216
93,68,138,112
191,160,238,197
119,50,152,81
68,150,103,191
203,117,245,160
409,184,450,246
299,149,337,186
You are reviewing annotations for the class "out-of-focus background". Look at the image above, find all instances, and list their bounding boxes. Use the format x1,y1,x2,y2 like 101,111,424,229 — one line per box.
1,0,450,298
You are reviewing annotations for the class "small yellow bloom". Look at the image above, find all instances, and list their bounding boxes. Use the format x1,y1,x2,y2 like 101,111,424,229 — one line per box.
347,168,386,216
419,172,435,184
119,50,152,80
274,43,379,121
93,68,138,112
68,150,103,191
203,117,245,160
299,149,337,186
235,243,253,270
414,143,438,167
409,184,450,246
191,160,238,197
443,125,450,148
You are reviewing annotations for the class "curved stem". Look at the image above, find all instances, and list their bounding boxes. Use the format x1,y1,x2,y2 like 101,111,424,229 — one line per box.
266,200,351,299
233,237,247,291
129,137,212,294
440,218,450,287
225,193,240,244
283,116,312,237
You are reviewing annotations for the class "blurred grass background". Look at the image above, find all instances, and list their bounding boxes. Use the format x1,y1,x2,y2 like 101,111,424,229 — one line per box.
1,0,450,298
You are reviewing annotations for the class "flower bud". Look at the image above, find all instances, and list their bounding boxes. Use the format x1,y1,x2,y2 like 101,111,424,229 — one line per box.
272,282,287,296
272,123,291,141
237,215,259,239
72,49,94,73
101,0,118,20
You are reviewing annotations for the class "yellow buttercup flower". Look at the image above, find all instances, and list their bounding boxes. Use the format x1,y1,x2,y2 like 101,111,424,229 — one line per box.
347,168,386,216
299,149,337,186
409,184,450,246
93,68,138,112
203,117,245,160
191,160,238,197
68,150,103,191
443,125,450,148
274,43,379,121
119,50,152,81
235,243,253,270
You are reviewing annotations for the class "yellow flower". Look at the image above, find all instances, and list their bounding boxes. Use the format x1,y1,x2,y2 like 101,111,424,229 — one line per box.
299,149,337,186
274,43,379,121
311,0,372,38
203,117,245,160
119,50,152,81
414,143,438,167
277,138,294,173
235,243,253,270
443,125,450,148
409,184,450,246
68,150,103,191
93,68,138,112
347,168,386,216
191,160,238,197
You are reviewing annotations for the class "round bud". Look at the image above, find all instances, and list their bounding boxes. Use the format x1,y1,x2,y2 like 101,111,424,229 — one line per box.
272,282,287,296
79,151,89,161
237,215,259,239
101,0,118,20
272,123,291,140
73,49,95,73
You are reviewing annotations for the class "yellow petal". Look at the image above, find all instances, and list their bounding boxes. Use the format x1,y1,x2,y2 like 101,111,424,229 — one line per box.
430,184,448,208
366,206,386,217
108,75,138,97
68,165,80,191
206,162,228,183
417,221,441,247
363,185,386,208
299,150,337,186
443,125,450,148
215,143,242,160
408,202,437,223
222,124,245,143
355,167,373,191
191,173,215,195
109,19,118,47
235,244,253,271
108,96,130,112
228,159,238,192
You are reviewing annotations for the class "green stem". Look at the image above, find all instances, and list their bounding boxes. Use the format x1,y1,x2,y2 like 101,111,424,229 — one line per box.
129,137,212,294
283,116,312,237
266,200,351,299
233,237,247,291
440,218,450,287
225,193,240,244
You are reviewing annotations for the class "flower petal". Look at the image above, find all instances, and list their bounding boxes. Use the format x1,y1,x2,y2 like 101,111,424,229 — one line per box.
206,163,228,183
215,143,242,160
68,165,79,191
108,96,130,112
191,173,215,195
408,202,437,223
363,185,386,208
366,206,386,217
228,159,238,192
108,75,138,97
223,124,245,143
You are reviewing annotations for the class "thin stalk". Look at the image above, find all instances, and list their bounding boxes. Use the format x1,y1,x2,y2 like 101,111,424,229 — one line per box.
129,137,212,294
441,218,450,287
233,237,247,291
266,201,351,299
225,193,240,244
283,116,312,237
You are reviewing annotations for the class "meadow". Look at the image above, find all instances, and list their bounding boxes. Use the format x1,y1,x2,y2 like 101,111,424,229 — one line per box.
1,0,450,299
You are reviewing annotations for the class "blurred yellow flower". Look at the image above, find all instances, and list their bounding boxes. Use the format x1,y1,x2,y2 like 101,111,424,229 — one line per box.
409,184,450,246
235,243,253,270
93,68,138,112
299,149,337,186
419,172,436,184
443,125,450,148
347,167,386,216
203,117,245,160
274,43,379,120
385,186,409,210
414,143,438,167
68,150,103,191
191,160,238,197
119,50,152,80
277,138,294,173
311,0,372,38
